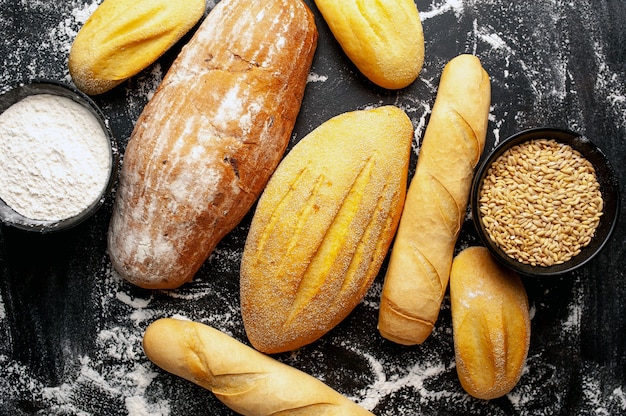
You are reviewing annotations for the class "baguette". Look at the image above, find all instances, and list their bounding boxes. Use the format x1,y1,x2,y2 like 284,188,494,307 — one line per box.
450,247,530,399
143,318,375,415
378,54,491,345
69,0,206,95
241,106,413,353
314,0,424,89
107,0,318,289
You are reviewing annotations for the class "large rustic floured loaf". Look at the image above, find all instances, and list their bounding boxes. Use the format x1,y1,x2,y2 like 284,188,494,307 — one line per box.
143,318,375,415
450,246,530,400
69,0,206,95
241,106,413,354
378,54,491,345
108,0,318,289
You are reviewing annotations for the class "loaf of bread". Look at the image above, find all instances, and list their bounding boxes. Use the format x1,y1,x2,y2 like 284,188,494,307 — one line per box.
143,318,375,415
378,54,491,345
241,106,413,353
314,0,424,89
69,0,205,95
108,0,318,289
450,246,530,399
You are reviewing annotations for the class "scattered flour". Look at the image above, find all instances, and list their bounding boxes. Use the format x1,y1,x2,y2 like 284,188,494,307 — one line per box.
307,72,329,83
561,280,583,336
116,291,152,310
355,345,456,411
420,0,466,20
1,0,625,415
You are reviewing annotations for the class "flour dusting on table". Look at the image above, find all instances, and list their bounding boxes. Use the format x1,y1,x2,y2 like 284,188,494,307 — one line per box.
1,0,625,415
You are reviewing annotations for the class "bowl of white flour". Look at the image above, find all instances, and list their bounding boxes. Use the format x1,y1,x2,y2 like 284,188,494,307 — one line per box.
0,80,118,232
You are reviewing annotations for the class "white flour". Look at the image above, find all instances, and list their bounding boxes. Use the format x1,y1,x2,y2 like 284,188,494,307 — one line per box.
0,93,111,221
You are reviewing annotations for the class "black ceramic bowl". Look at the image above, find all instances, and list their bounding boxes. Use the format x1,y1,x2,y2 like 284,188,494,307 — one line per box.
0,80,119,232
471,127,620,277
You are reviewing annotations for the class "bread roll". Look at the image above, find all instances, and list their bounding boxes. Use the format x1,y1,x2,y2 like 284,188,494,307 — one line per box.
241,106,413,353
450,246,530,400
314,0,424,89
69,0,205,95
108,0,318,289
378,54,491,345
143,318,375,415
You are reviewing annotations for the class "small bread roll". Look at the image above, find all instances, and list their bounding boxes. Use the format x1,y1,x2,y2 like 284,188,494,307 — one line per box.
241,106,413,353
143,318,375,415
450,247,531,400
314,0,424,89
69,0,206,95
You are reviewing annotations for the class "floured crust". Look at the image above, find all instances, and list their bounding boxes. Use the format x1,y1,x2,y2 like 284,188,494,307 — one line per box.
450,247,530,399
240,106,413,353
107,0,318,289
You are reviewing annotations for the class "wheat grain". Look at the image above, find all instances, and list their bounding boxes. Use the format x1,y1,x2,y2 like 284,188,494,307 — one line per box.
479,139,603,266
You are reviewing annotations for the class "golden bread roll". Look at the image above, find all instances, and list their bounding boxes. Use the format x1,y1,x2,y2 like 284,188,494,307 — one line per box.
450,246,530,400
241,106,413,353
314,0,424,89
378,54,491,345
108,0,318,289
143,318,375,415
69,0,206,95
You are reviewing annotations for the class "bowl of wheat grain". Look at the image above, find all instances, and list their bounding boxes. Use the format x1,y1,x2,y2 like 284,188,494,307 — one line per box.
471,127,619,276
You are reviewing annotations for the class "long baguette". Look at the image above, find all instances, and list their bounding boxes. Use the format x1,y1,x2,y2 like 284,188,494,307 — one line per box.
143,318,375,416
107,0,318,289
378,54,491,345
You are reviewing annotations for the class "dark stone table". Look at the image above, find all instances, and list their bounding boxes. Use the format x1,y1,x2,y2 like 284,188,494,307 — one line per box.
1,1,624,415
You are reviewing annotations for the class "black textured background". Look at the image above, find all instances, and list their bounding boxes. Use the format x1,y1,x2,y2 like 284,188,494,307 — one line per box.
0,1,625,415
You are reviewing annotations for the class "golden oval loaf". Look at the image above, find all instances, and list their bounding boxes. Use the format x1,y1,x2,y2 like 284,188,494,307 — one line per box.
143,318,375,415
378,54,491,345
241,106,413,354
107,0,318,289
69,0,206,95
314,0,424,89
450,247,531,400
